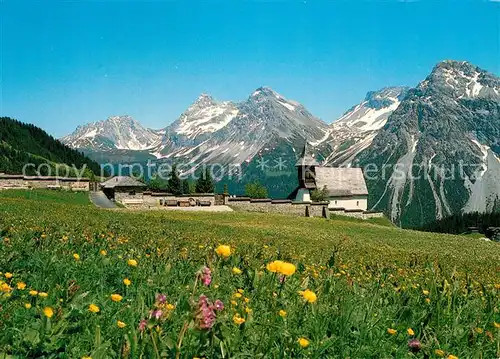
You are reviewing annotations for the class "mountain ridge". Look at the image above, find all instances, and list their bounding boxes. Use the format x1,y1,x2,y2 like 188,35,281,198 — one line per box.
59,60,500,227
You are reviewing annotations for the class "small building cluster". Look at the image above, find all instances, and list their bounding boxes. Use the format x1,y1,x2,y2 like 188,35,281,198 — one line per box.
0,142,380,220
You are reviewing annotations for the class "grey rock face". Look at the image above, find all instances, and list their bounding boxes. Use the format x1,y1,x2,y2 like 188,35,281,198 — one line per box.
357,60,500,227
318,87,409,166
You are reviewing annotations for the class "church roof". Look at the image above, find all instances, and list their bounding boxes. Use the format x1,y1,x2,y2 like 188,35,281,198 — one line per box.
101,176,147,189
314,167,368,197
295,143,320,167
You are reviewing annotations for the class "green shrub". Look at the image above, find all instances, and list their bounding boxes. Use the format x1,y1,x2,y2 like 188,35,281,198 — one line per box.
244,181,268,199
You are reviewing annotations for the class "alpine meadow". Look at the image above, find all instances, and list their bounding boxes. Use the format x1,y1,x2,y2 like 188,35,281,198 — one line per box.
2,1,500,358
0,190,499,358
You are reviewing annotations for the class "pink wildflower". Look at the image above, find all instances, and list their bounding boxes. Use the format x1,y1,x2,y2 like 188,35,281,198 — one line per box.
196,295,222,329
200,266,212,286
156,294,167,304
408,339,421,353
151,309,163,320
214,299,224,311
138,319,148,332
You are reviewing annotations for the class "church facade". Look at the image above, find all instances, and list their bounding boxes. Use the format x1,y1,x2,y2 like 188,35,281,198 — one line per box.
289,144,369,211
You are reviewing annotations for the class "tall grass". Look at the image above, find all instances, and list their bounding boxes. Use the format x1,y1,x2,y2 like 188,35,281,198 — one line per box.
0,190,498,358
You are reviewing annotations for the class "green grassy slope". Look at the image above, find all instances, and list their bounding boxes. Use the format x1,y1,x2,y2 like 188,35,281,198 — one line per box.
0,190,498,358
0,117,101,176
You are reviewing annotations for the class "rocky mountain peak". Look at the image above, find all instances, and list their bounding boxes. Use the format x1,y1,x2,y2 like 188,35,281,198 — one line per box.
419,60,500,100
250,86,279,98
364,87,409,110
246,87,302,115
191,93,216,108
61,115,161,151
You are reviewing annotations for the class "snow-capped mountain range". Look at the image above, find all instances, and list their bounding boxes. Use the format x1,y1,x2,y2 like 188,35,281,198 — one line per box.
62,60,500,227
63,86,329,166
61,115,162,152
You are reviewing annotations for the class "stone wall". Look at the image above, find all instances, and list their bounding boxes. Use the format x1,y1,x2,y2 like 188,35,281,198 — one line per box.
115,192,217,208
0,176,90,191
229,199,327,217
228,198,384,220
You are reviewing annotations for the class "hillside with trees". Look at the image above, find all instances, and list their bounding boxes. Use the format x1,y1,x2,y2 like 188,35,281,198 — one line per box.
0,117,102,176
420,211,500,238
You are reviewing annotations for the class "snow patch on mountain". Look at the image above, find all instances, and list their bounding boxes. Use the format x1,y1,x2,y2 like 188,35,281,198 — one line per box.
173,94,239,139
464,139,500,213
335,96,401,131
320,87,409,166
62,115,161,151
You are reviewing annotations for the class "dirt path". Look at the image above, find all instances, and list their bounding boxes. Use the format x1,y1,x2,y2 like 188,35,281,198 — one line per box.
89,191,117,209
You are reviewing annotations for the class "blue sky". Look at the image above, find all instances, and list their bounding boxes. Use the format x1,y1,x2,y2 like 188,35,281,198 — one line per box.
1,1,499,138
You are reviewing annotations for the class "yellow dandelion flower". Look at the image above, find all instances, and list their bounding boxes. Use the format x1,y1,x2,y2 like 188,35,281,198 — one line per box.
127,259,138,267
474,327,483,334
4,272,13,279
24,303,32,309
29,290,38,296
422,289,429,296
407,328,415,336
237,288,244,294
123,278,131,286
234,292,242,298
230,300,238,306
297,337,310,348
38,292,48,298
100,250,107,256
166,303,175,310
434,349,445,357
215,245,231,258
232,314,245,325
81,356,92,359
245,307,252,313
447,355,458,359
279,310,287,318
16,282,26,290
494,321,500,328
232,267,242,275
43,306,54,318
73,253,80,261
88,304,100,313
425,298,431,304
300,289,317,303
387,328,397,335
266,260,284,273
110,294,123,302
279,262,296,276
117,320,127,328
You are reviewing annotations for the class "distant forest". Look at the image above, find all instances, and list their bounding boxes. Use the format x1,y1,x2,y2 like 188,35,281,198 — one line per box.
0,117,102,176
421,211,500,237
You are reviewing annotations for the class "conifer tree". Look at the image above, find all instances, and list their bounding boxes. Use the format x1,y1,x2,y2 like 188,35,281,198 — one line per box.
167,164,182,195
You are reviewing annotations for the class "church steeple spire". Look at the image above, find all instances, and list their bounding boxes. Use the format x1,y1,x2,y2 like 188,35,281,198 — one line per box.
295,142,319,167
